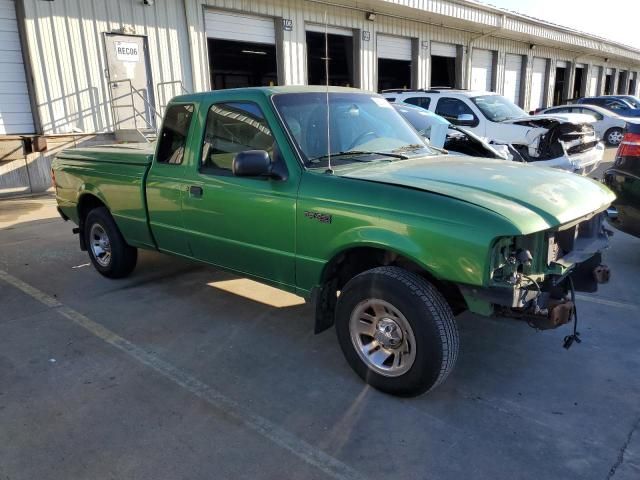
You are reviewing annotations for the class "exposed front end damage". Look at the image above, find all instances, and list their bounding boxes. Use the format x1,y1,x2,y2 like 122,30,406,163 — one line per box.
506,117,604,175
459,210,612,342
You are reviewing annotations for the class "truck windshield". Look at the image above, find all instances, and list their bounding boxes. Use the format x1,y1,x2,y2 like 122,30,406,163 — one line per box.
272,92,433,167
471,94,528,122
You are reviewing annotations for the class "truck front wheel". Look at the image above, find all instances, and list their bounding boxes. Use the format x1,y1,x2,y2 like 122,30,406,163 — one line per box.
335,266,459,396
84,207,137,278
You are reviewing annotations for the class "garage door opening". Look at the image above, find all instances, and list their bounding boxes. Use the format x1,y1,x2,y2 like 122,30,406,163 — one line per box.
306,31,354,86
604,70,613,94
431,56,456,87
378,59,411,91
617,72,627,94
589,66,601,96
377,35,412,91
205,10,278,90
553,65,567,105
572,66,584,100
430,42,457,88
470,49,494,92
529,57,547,113
504,54,524,106
208,39,277,89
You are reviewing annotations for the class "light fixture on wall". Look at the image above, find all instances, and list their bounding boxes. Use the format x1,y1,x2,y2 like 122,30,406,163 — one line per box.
366,12,376,21
143,0,154,6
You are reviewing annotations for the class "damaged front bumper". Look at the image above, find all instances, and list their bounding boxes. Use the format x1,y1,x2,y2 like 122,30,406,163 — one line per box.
532,141,605,175
459,210,612,329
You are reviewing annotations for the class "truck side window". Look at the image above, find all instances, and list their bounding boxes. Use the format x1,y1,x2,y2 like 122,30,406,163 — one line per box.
156,104,194,165
435,98,478,126
405,97,430,109
201,102,274,172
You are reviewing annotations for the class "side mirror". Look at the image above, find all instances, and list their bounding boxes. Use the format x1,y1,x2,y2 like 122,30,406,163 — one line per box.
233,150,273,178
456,113,476,126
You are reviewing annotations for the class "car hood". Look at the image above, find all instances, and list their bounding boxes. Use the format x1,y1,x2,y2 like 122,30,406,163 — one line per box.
501,113,595,125
341,156,615,234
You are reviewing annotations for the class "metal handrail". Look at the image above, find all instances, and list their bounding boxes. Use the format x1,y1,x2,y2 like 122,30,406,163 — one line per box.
156,80,190,116
108,79,162,131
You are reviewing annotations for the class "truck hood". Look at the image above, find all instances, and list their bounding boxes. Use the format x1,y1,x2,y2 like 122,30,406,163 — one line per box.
341,156,615,234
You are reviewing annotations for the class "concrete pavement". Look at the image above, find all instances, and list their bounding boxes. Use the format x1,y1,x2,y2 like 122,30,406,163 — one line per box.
0,187,639,480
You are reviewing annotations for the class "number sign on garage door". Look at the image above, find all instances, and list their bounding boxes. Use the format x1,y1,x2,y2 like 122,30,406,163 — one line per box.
529,57,547,111
471,49,493,91
204,10,275,44
504,54,523,106
377,35,412,61
0,0,34,134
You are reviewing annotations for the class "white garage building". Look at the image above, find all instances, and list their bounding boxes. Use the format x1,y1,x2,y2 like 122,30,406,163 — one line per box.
2,0,640,195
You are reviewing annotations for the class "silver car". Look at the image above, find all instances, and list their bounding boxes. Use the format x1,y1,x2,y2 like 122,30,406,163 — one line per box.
539,104,629,146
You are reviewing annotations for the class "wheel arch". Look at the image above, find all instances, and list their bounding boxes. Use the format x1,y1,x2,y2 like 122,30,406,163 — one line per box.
313,243,467,334
76,190,109,250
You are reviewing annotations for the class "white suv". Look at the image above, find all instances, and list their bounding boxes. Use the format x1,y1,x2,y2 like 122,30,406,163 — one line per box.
382,89,604,175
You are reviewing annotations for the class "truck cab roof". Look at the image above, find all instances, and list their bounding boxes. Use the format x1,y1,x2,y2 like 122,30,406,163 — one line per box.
171,85,368,104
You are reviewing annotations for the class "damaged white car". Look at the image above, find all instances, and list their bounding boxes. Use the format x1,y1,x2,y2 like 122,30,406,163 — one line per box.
382,89,604,175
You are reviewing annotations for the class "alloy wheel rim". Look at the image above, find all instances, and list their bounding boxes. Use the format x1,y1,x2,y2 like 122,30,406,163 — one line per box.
609,130,624,144
349,298,417,377
90,223,112,267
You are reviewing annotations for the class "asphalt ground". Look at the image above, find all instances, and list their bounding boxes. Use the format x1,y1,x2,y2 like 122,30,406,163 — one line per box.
1,148,639,480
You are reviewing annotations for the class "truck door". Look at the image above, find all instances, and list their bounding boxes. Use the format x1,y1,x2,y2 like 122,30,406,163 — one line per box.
146,102,196,256
180,100,297,288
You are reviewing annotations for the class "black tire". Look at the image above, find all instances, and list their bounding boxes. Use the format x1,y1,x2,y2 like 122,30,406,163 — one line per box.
335,266,459,396
604,127,624,146
84,207,137,278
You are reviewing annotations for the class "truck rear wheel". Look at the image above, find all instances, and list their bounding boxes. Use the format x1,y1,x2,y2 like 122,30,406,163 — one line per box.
335,266,459,396
84,207,137,278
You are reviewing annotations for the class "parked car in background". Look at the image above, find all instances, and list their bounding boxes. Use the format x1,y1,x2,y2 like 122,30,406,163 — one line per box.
392,103,508,159
576,96,640,117
613,95,640,109
603,122,640,238
539,104,627,146
383,89,604,175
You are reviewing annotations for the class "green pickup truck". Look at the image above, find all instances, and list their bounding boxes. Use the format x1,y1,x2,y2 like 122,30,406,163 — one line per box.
53,86,614,396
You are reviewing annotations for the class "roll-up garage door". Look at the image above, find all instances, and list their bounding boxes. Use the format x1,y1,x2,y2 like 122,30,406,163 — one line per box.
471,49,493,91
431,42,457,58
529,57,547,111
377,35,411,61
306,24,353,37
589,66,601,96
504,54,523,106
204,10,275,44
0,0,34,134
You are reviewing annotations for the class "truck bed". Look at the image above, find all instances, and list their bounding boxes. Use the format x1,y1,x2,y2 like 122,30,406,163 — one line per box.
53,143,156,249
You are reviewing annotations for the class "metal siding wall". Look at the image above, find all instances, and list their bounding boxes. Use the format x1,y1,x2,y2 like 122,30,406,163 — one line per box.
17,0,640,136
0,0,34,134
22,0,193,135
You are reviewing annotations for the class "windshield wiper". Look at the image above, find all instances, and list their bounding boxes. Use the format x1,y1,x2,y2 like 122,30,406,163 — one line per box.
309,150,408,163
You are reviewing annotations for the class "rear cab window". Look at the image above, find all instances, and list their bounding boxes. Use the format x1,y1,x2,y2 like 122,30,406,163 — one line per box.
156,104,195,165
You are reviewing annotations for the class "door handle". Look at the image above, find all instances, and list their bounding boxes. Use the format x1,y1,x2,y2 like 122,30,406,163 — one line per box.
189,185,203,198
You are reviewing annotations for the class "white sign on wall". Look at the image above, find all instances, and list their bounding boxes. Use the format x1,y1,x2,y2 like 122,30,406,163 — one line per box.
115,42,140,62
